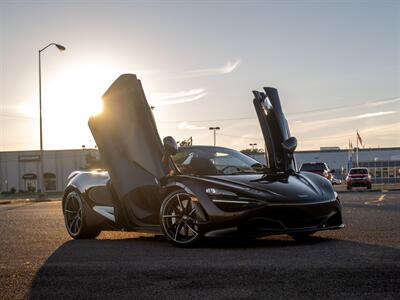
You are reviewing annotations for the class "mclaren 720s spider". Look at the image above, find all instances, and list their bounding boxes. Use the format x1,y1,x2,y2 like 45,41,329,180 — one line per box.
62,74,344,246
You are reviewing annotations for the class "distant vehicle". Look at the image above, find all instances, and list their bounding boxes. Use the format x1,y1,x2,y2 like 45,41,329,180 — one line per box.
300,162,334,183
346,168,372,190
332,178,342,185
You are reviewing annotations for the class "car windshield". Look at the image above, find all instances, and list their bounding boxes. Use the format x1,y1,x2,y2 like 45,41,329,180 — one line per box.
349,168,368,175
300,163,326,171
172,146,264,176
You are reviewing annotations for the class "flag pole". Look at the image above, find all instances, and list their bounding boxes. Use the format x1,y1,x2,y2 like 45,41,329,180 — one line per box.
356,130,359,167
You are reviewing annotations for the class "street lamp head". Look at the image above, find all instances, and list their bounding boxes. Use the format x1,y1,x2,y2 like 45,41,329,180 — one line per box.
55,44,66,51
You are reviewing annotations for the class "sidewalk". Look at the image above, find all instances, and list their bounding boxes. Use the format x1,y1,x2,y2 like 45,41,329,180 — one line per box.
0,192,63,204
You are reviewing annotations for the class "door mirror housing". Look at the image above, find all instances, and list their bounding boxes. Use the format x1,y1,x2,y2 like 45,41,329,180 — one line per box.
163,136,178,156
281,137,297,154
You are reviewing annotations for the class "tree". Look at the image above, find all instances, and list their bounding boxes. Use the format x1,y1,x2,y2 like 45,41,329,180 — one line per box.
240,148,264,155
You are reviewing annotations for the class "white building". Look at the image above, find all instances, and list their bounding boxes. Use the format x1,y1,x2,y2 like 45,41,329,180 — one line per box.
1,146,399,193
0,149,100,193
250,147,400,183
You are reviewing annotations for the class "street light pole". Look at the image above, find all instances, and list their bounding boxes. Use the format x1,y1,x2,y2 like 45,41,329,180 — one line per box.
38,43,66,197
209,127,220,146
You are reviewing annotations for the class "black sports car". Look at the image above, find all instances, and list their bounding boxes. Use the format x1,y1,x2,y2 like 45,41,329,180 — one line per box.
62,74,344,246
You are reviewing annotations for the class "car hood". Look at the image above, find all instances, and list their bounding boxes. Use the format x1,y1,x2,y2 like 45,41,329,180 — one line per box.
195,172,336,204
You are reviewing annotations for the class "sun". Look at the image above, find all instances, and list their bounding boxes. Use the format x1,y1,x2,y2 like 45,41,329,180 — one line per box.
34,62,122,148
16,61,159,149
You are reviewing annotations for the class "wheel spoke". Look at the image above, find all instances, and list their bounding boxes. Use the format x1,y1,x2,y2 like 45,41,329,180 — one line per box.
184,200,191,214
186,223,198,236
177,194,184,212
73,217,79,233
185,223,189,239
188,208,196,217
163,214,178,218
174,223,183,241
69,215,78,232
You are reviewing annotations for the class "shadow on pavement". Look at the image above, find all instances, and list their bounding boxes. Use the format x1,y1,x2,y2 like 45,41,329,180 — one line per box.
28,235,400,299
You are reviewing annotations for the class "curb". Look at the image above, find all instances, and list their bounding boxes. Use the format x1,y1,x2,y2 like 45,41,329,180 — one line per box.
0,198,60,205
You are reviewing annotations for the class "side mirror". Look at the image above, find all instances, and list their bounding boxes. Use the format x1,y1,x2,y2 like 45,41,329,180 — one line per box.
163,136,178,156
281,137,297,154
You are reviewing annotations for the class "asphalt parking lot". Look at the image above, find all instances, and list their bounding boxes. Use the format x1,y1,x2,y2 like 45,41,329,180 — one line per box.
0,191,399,299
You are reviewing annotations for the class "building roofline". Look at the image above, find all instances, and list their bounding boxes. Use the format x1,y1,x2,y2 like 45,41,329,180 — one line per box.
295,147,400,154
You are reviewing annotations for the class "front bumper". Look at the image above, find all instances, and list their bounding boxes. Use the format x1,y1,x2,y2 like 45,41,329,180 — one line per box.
347,180,371,187
199,200,344,237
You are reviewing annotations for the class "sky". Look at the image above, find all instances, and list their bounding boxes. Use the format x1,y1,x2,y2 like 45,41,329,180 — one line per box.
1,0,399,152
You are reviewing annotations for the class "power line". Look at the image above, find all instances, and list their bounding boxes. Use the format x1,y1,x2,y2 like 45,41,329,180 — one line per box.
218,133,264,142
158,116,255,123
157,95,400,124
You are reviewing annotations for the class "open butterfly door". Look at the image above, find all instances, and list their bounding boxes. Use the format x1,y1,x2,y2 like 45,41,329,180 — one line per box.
89,74,166,226
253,87,297,173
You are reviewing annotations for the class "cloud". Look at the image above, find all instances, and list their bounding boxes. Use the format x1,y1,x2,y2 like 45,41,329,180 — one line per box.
292,110,398,134
182,59,241,78
177,122,206,130
297,121,400,146
353,111,397,119
288,96,400,120
365,97,400,107
150,88,207,106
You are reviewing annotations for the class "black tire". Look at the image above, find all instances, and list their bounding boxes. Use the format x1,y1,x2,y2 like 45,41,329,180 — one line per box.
63,190,101,239
290,232,315,242
160,190,201,247
367,185,372,190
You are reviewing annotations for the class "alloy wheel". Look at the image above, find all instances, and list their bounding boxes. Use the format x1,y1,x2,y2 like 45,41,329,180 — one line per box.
161,192,199,245
64,191,83,236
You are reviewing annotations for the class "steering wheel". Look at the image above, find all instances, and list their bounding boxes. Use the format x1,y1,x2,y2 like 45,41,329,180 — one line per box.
220,165,240,174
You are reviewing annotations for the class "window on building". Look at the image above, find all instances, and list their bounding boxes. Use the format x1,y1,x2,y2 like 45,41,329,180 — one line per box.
44,173,56,191
382,167,388,179
22,173,37,192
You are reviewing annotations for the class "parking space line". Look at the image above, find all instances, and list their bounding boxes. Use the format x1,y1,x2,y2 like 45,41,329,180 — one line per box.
364,194,386,205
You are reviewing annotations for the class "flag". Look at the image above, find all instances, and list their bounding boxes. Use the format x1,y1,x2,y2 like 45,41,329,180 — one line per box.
357,131,363,147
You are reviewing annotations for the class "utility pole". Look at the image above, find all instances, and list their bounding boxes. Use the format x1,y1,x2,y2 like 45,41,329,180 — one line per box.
209,127,220,146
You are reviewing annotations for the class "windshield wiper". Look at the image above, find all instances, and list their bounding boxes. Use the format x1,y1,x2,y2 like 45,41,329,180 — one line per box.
230,169,263,175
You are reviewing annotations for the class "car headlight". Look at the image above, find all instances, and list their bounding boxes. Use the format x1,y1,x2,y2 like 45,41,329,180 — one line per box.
205,188,238,197
205,188,264,212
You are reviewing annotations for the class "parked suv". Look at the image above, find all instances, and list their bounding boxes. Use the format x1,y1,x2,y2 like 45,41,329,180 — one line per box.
346,168,372,190
300,162,334,183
